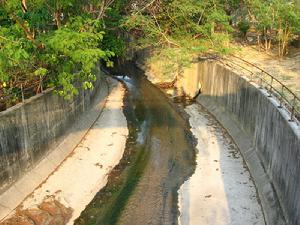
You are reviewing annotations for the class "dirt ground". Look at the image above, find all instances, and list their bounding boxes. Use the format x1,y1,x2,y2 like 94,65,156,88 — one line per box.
235,45,300,97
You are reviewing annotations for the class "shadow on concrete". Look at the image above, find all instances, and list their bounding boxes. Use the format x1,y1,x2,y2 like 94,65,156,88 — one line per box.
193,60,300,225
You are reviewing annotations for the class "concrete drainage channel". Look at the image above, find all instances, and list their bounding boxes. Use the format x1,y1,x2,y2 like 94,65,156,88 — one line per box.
134,55,299,224
0,59,299,225
0,77,128,225
75,64,197,225
75,64,266,225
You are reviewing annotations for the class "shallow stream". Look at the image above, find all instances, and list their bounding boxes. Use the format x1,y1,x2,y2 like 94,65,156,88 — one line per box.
75,62,264,225
75,64,196,225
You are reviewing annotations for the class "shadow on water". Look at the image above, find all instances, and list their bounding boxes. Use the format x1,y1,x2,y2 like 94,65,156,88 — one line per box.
74,62,196,225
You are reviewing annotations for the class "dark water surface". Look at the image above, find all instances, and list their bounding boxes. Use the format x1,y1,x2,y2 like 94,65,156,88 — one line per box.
75,64,196,225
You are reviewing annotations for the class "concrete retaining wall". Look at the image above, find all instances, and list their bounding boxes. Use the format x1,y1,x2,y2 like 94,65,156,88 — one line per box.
189,60,300,225
0,72,105,194
135,52,300,223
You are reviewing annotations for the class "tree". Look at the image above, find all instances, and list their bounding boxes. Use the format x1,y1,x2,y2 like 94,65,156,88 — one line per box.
124,0,233,80
273,0,300,56
245,0,275,52
246,0,300,56
0,0,118,102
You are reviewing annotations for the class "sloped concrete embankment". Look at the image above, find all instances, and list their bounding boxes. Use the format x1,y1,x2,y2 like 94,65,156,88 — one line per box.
187,61,300,225
0,79,128,225
0,71,109,219
135,52,299,224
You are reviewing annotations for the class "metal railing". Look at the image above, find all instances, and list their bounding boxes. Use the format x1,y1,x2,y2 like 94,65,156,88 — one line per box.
1,56,299,125
216,55,300,124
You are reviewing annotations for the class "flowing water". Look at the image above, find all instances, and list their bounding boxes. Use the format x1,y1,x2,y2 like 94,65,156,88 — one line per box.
75,64,196,225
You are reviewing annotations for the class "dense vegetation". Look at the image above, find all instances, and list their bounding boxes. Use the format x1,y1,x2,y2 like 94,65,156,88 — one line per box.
244,0,300,56
0,0,299,109
124,0,235,76
124,0,300,60
0,0,125,108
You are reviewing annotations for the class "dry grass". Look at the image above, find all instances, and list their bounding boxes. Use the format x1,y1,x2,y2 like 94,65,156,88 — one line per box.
235,45,300,97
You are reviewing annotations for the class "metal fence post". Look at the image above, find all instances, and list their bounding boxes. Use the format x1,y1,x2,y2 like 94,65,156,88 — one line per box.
259,75,263,89
290,96,296,122
40,76,43,92
268,77,273,97
21,84,25,102
278,85,284,108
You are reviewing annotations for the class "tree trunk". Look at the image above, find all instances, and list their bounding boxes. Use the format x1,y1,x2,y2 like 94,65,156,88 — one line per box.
264,28,268,52
21,0,27,12
54,10,61,28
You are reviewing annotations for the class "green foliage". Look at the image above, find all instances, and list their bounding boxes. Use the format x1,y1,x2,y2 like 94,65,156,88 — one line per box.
237,20,250,37
124,0,233,76
101,0,128,57
0,0,118,100
34,67,47,76
43,23,114,98
245,0,300,56
1,0,299,106
246,0,274,31
0,24,34,83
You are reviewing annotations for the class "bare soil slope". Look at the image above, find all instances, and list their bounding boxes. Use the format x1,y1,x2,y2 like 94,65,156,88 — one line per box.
236,46,300,97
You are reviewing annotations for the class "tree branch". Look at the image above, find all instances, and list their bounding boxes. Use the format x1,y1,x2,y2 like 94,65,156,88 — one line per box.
152,14,180,47
133,0,157,15
97,0,115,19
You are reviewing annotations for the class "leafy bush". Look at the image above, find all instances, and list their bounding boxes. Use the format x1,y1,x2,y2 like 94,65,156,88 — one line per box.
245,0,300,56
123,0,233,79
0,0,119,102
237,20,250,37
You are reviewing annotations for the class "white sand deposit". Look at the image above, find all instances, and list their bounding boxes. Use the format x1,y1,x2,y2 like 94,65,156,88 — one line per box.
178,104,265,225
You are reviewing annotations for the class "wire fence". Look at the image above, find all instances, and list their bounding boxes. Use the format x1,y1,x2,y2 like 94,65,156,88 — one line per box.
0,77,50,112
0,75,98,112
217,55,300,125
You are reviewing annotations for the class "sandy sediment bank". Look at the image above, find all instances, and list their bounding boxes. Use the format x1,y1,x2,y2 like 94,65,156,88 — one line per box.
178,104,265,225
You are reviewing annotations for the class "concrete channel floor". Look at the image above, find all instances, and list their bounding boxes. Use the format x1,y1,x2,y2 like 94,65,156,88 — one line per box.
0,78,110,222
0,79,128,224
178,104,265,225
